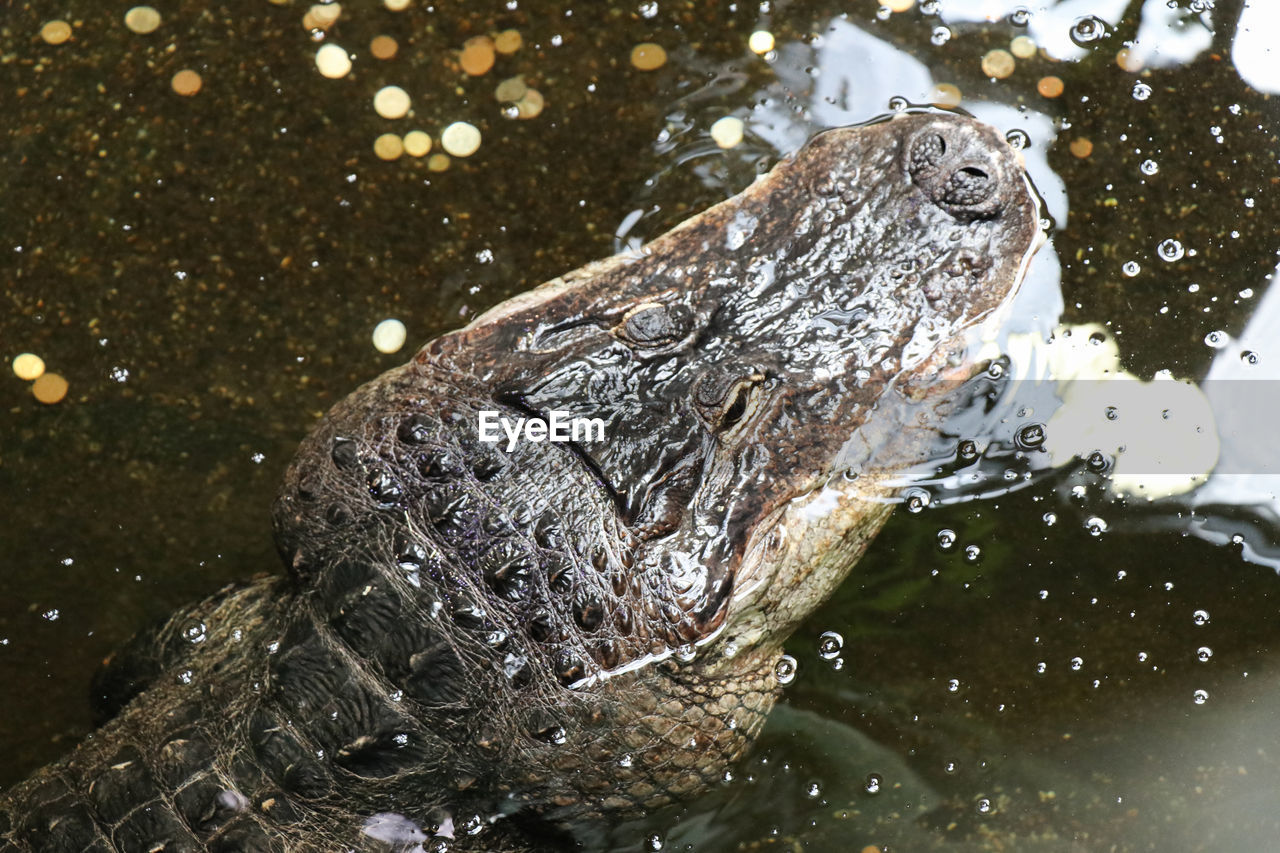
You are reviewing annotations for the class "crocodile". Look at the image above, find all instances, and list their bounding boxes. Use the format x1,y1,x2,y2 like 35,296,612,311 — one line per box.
0,110,1041,852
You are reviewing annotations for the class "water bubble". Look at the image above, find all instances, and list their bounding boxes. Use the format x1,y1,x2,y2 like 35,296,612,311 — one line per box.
944,760,958,773
1086,450,1110,473
947,678,960,693
976,797,993,814
1016,422,1047,450
1010,7,1031,26
1070,656,1084,671
774,654,798,685
1192,609,1210,626
817,631,844,660
1122,261,1141,277
500,104,520,119
1139,158,1159,175
937,528,957,550
1197,646,1213,662
1157,238,1185,261
986,359,1007,379
864,773,883,795
618,753,633,768
957,439,979,462
1132,81,1152,101
1105,406,1119,421
1192,688,1209,705
887,95,910,111
1036,661,1047,674
1070,15,1108,46
1204,330,1228,349
1241,350,1259,365
41,608,59,621
638,0,658,18
183,621,208,644
905,488,931,513
920,0,940,13
1043,512,1057,526
646,833,664,851
1085,516,1108,536
1005,129,1030,150
876,5,892,20
806,781,822,799
931,27,951,45
963,544,982,563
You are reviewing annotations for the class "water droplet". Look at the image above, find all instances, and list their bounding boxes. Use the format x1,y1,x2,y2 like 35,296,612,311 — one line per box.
646,833,664,851
774,654,798,685
1016,422,1046,450
1122,261,1141,277
957,439,979,462
976,797,993,814
638,0,658,18
1010,7,1031,26
876,5,892,20
937,528,957,550
1085,516,1108,536
1197,646,1213,662
920,0,940,13
986,360,1006,380
1193,609,1210,626
1006,129,1030,149
887,95,910,112
675,643,697,663
1132,81,1152,101
864,773,883,794
905,487,931,513
964,544,982,563
41,608,59,621
1070,656,1084,671
1070,15,1109,46
1192,688,1209,705
1157,238,1185,261
817,631,844,660
500,104,520,119
618,753,634,768
930,26,951,45
1241,350,1259,365
1140,158,1159,175
1204,330,1228,349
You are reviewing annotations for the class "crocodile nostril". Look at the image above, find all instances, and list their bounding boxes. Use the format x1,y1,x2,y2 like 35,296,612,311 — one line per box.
910,133,947,171
942,166,994,206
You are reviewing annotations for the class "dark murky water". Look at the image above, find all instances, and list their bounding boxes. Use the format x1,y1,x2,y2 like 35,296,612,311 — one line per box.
3,0,1279,850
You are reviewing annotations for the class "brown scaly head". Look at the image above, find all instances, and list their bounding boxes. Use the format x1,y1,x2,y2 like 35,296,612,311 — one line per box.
271,110,1041,831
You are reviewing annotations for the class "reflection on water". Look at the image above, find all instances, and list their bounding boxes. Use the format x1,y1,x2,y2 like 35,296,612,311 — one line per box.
3,0,1280,850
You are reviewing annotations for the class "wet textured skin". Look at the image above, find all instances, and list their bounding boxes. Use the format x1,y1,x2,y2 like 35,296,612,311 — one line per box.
0,111,1040,853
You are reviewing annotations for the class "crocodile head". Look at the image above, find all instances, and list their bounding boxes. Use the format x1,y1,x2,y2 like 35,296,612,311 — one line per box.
272,110,1041,826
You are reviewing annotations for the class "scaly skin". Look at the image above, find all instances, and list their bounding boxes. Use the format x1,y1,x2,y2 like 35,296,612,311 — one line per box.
1,111,1041,852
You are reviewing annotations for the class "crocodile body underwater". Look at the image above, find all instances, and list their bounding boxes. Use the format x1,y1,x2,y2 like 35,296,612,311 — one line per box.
0,110,1041,853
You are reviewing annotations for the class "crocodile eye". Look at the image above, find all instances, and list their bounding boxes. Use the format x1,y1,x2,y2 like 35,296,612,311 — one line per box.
614,302,692,349
693,371,766,434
